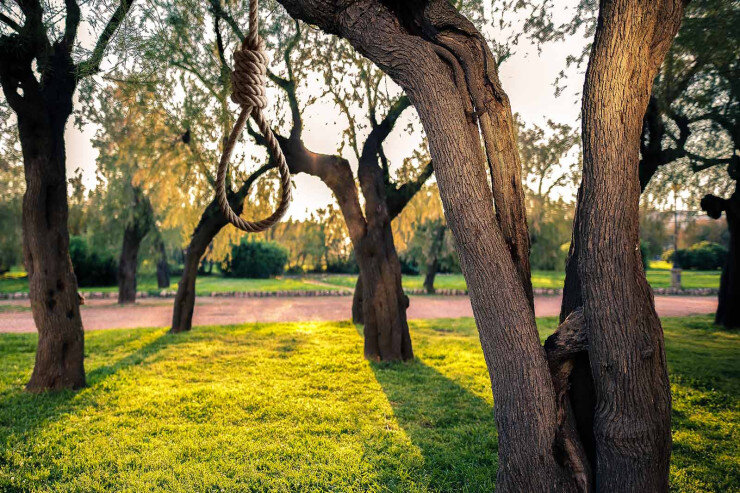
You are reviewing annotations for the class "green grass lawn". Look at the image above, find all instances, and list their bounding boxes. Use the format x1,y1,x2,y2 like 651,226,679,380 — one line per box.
318,269,721,291
0,275,338,295
0,315,736,491
0,267,721,295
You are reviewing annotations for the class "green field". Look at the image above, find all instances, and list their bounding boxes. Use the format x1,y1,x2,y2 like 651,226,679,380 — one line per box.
318,268,721,291
0,275,338,295
0,316,736,491
0,268,721,295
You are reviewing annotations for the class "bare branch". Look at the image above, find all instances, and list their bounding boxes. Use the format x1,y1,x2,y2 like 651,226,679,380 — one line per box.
63,0,80,48
0,12,21,32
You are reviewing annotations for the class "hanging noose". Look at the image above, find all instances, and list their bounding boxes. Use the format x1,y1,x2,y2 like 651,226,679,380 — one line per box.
215,0,291,232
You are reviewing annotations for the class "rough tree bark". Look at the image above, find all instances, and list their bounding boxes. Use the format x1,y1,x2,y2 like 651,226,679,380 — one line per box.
2,44,86,391
170,165,272,333
574,1,685,490
701,170,739,329
272,0,572,489
270,0,688,489
0,0,136,391
117,186,153,304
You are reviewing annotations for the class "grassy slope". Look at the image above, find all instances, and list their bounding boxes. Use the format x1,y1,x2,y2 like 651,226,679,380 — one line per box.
0,316,736,492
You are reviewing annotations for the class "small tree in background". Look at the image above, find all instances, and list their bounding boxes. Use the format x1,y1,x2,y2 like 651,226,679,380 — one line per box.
405,218,457,294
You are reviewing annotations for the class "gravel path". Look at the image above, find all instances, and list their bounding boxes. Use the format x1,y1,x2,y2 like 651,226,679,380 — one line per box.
0,295,717,334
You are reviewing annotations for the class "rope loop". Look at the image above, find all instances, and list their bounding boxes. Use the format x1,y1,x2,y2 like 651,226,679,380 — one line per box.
214,12,291,233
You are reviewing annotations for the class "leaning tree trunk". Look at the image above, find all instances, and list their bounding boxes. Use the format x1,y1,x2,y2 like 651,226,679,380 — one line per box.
170,163,272,333
576,1,685,490
702,182,740,329
170,199,228,333
9,50,86,392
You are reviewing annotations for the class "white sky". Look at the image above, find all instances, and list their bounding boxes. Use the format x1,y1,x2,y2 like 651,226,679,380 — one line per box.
63,4,590,220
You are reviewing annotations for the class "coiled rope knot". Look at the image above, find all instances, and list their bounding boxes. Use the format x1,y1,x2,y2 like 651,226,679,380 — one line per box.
214,23,292,234
231,38,268,111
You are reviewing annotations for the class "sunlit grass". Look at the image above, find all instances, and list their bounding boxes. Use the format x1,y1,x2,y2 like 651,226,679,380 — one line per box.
0,315,736,491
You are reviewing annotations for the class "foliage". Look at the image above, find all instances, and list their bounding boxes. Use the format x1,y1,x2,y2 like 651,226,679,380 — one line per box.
68,237,118,287
0,316,736,491
404,218,459,275
664,241,728,271
0,109,23,274
640,208,671,260
221,240,288,278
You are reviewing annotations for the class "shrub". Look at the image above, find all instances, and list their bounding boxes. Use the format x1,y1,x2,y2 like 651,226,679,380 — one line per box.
324,255,359,274
221,240,288,278
69,236,118,287
662,241,727,270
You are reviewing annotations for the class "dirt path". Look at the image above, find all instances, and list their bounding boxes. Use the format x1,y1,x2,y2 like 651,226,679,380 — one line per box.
0,295,717,334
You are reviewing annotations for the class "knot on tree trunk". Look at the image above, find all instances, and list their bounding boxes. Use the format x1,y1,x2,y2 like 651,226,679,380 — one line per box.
544,307,592,493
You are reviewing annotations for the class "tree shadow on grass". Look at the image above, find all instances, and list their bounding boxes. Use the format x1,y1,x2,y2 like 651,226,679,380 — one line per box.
0,328,181,446
368,358,498,491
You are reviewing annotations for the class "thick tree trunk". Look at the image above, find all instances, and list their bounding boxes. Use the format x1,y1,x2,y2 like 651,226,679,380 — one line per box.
170,199,228,333
269,1,574,488
702,185,740,329
6,49,86,392
355,223,412,361
716,206,739,328
576,2,684,490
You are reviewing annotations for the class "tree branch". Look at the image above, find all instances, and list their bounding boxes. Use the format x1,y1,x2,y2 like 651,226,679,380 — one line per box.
76,0,137,79
0,12,21,32
359,94,410,165
63,0,80,48
387,160,434,219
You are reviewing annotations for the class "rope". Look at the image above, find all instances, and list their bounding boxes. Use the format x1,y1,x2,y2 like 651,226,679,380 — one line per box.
215,0,291,232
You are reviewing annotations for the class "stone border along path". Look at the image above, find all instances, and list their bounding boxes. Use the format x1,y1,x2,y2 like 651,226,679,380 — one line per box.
0,294,718,333
0,286,719,301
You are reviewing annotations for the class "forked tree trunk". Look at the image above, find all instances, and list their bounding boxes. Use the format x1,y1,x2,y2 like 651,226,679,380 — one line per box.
702,184,740,329
9,50,86,392
575,1,685,490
